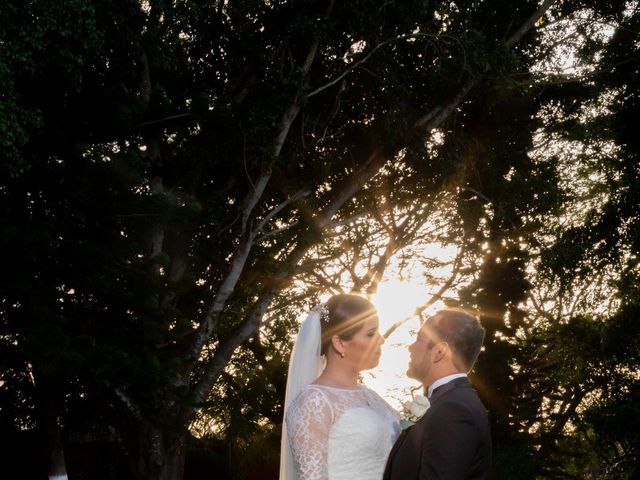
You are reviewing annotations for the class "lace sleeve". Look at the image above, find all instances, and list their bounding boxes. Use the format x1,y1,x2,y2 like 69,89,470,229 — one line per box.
286,387,334,480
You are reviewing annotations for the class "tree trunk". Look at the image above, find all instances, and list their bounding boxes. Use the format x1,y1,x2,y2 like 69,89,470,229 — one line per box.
130,422,187,480
42,392,69,480
32,368,69,480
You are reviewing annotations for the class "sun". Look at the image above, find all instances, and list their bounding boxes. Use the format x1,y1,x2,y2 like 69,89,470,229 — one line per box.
364,277,446,408
359,241,461,407
371,241,458,332
372,277,433,329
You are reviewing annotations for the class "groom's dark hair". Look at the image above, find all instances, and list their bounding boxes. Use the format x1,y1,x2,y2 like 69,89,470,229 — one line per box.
429,309,485,371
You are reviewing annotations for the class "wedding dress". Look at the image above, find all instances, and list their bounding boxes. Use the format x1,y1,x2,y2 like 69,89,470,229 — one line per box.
286,384,400,480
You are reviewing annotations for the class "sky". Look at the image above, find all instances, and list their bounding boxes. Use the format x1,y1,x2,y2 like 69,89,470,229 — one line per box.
367,276,446,409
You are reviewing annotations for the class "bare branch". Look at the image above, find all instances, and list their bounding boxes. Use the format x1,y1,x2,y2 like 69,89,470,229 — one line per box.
112,386,142,421
186,168,271,360
189,288,275,413
134,113,192,129
307,32,454,99
256,221,300,242
414,78,477,129
415,0,558,129
307,38,396,98
505,0,558,49
529,291,557,323
383,249,464,339
184,0,558,418
256,189,310,232
273,0,335,156
319,149,387,225
240,167,272,234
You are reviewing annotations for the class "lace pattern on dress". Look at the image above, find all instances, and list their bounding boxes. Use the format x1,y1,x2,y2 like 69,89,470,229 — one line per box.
285,384,400,480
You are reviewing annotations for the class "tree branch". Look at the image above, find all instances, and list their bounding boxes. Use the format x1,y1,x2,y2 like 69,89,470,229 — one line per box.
383,248,464,339
505,0,557,49
186,0,558,423
307,32,453,99
415,0,557,129
188,289,274,414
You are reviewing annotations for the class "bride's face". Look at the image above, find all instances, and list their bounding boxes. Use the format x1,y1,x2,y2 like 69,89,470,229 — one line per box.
342,315,384,371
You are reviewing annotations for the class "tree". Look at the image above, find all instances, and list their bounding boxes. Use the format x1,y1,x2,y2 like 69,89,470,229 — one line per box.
448,2,640,477
1,1,588,478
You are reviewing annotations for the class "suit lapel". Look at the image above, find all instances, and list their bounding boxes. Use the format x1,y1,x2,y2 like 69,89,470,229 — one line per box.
386,392,431,471
387,427,409,460
385,377,474,480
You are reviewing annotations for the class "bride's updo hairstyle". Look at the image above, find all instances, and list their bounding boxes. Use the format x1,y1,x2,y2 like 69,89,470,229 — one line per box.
320,294,377,356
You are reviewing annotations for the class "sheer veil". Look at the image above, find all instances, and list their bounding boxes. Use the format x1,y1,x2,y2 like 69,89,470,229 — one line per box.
279,305,326,480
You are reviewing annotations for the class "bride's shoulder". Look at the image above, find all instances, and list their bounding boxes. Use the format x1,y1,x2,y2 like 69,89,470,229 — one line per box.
287,385,335,423
291,384,332,409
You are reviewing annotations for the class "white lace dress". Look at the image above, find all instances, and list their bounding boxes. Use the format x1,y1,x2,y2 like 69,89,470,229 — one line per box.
285,384,401,480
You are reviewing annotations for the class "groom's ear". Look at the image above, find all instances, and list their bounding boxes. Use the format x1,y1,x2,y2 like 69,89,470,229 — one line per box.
433,342,448,362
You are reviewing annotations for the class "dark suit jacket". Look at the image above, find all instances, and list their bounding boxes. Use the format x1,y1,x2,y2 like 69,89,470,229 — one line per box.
384,377,491,480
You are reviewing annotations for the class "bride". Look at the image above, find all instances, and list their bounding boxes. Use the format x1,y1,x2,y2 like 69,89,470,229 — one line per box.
280,294,400,480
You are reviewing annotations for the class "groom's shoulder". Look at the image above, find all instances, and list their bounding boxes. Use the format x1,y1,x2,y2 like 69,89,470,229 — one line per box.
453,381,485,405
432,382,486,413
426,393,487,432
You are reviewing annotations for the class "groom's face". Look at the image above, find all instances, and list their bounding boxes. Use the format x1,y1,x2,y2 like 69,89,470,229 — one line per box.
407,317,438,383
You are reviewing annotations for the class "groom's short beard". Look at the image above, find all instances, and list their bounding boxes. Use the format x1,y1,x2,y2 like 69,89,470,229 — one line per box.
407,364,420,381
407,359,429,383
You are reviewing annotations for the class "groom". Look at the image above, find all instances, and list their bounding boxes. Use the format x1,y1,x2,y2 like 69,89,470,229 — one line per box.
384,309,491,479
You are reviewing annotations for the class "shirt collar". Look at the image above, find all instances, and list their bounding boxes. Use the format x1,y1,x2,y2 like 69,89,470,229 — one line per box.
427,373,468,398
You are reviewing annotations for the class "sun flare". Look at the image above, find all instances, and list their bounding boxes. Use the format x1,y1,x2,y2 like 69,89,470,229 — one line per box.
339,241,457,408
365,276,448,408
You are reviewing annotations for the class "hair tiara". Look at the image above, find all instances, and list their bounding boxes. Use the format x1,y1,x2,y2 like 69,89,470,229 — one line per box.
314,303,330,323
